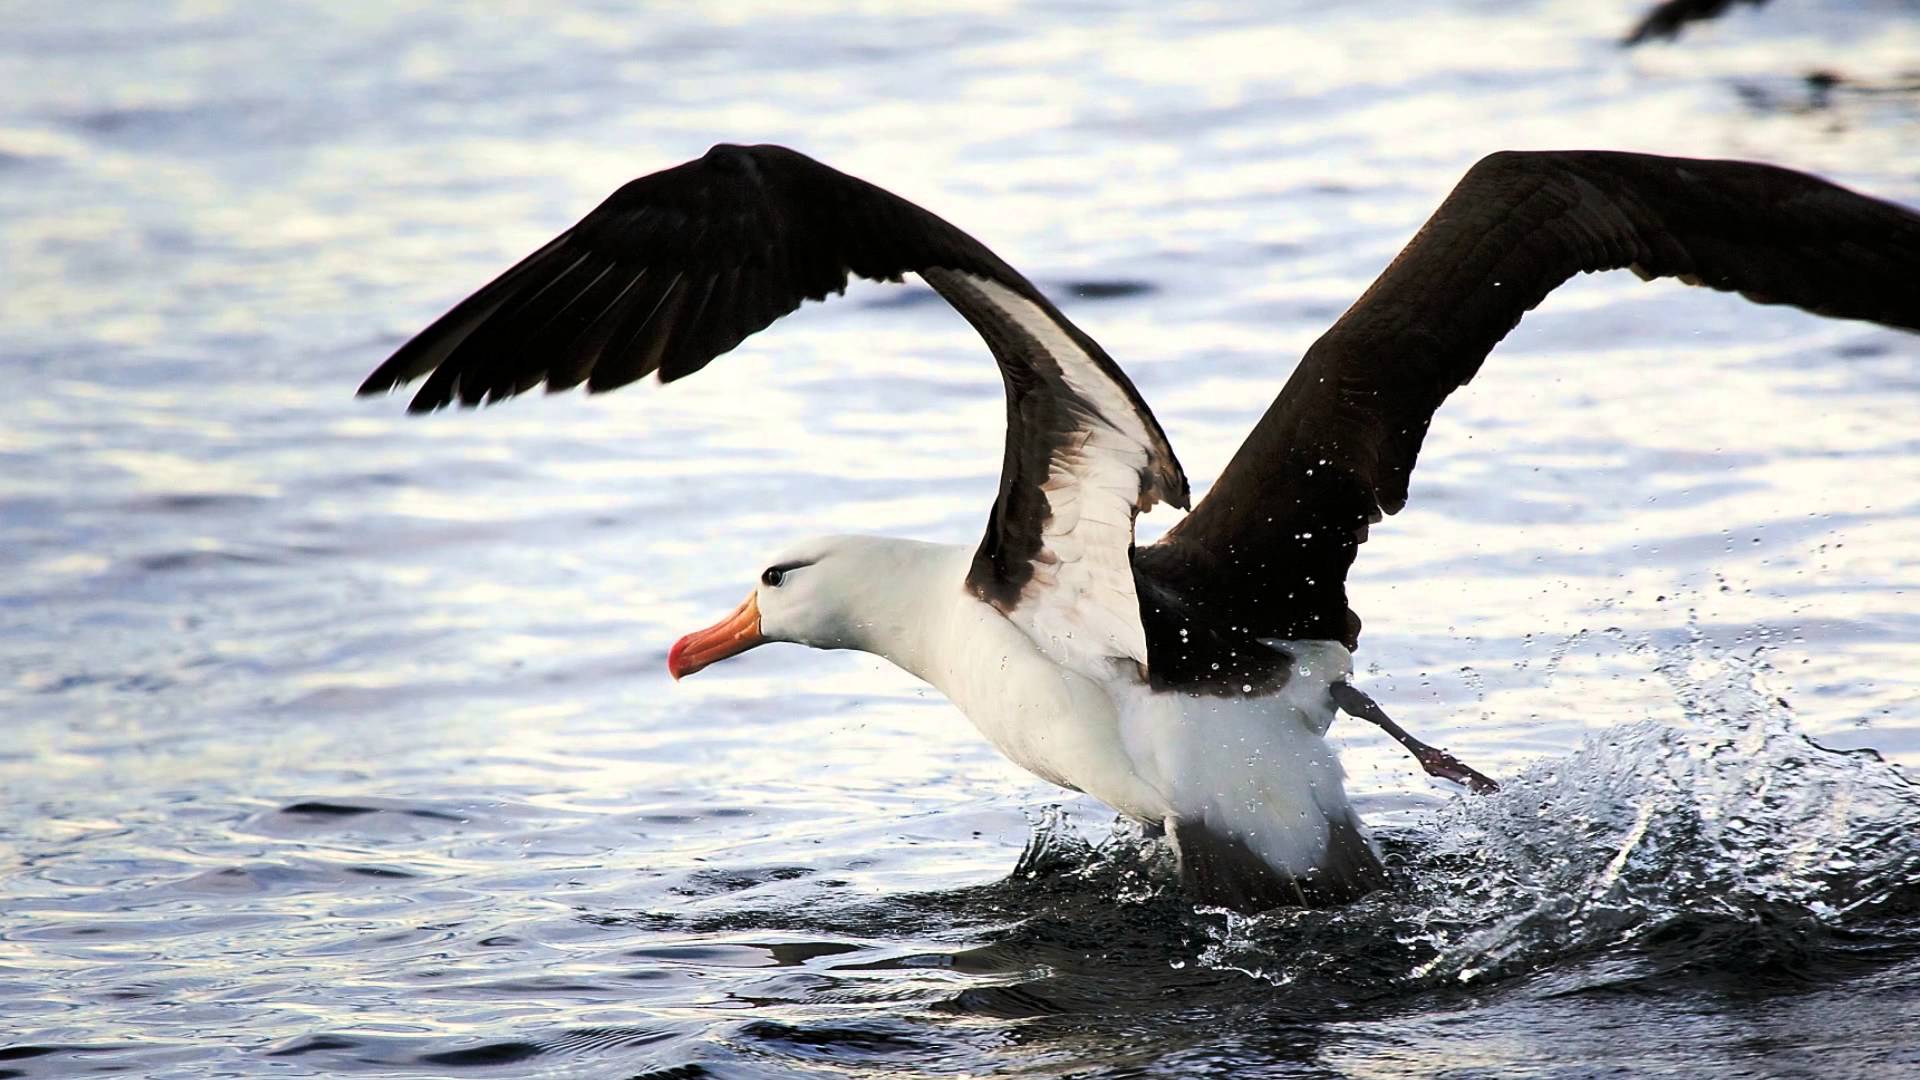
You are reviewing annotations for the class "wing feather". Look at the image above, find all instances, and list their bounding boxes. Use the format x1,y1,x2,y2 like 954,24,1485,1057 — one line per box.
1146,150,1920,662
363,144,1189,681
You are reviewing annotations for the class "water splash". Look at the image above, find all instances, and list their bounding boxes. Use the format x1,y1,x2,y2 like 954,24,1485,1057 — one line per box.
1201,643,1920,989
1012,804,1176,909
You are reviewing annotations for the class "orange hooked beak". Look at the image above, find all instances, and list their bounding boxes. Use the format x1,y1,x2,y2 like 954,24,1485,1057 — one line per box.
668,592,766,680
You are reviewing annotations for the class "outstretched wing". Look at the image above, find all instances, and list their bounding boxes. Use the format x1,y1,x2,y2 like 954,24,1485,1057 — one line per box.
1145,150,1920,656
362,143,1188,677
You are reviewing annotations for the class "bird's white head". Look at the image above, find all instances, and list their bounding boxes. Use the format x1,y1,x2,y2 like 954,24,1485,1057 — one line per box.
667,534,949,680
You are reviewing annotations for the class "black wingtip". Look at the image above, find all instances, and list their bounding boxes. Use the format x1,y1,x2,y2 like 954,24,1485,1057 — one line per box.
359,330,450,400
401,379,454,414
356,348,409,396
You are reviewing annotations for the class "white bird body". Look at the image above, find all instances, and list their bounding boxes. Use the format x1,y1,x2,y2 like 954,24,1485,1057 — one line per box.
814,537,1375,897
363,143,1920,908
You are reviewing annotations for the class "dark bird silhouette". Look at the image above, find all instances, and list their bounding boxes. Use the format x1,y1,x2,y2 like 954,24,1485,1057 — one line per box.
1625,0,1772,45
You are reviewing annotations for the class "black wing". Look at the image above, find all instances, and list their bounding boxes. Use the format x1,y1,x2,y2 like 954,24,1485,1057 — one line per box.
1142,150,1920,661
362,144,1188,666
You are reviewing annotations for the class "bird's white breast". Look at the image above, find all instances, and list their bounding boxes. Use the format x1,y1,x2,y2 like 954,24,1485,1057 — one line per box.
921,585,1362,864
861,545,1370,880
928,591,1175,820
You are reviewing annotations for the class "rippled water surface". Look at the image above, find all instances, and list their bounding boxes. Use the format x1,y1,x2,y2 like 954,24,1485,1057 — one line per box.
5,1,1920,1076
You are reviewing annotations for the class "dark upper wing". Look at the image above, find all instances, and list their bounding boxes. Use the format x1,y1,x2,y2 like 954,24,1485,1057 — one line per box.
1144,150,1920,655
1624,0,1770,45
362,143,1187,672
365,143,1040,407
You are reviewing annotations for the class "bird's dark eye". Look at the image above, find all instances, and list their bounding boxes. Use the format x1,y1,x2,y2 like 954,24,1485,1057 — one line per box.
761,567,785,587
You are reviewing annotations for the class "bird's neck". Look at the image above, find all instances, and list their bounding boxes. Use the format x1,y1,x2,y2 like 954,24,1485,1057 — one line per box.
832,540,975,688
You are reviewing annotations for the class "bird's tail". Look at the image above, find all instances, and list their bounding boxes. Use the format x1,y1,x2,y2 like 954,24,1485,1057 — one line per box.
1169,810,1387,909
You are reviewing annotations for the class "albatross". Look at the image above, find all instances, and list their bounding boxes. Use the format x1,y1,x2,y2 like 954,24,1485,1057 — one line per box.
1624,0,1770,45
361,145,1920,909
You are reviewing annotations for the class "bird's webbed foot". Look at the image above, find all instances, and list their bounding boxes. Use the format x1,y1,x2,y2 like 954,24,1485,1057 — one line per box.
1328,681,1500,795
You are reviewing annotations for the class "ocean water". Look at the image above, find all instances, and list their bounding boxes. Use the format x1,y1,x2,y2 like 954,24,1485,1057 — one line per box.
3,1,1919,1076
